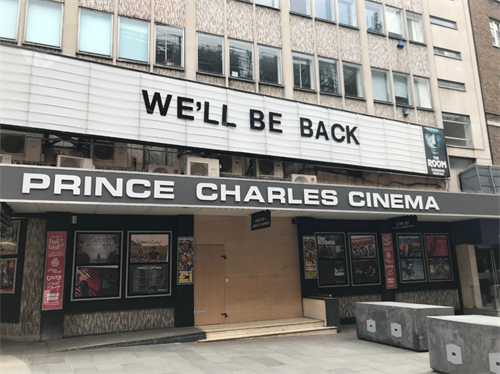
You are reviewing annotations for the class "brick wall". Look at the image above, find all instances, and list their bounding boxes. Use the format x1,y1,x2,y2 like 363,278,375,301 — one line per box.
488,124,500,165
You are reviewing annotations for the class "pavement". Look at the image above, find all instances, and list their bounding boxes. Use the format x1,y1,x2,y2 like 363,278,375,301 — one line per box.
0,325,434,374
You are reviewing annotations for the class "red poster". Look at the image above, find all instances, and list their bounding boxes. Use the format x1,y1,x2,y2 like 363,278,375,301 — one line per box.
42,232,66,310
425,235,449,257
382,234,397,289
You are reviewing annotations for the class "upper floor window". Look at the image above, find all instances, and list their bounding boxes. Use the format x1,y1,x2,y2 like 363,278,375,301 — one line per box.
491,19,500,47
155,25,183,68
79,9,112,56
338,0,357,27
25,0,62,48
413,76,432,109
443,113,472,148
343,62,364,98
197,33,224,75
430,16,457,30
118,17,149,62
0,0,19,40
371,68,391,103
318,57,340,94
315,0,334,22
393,72,412,106
289,0,310,16
259,45,282,85
386,6,404,39
437,79,465,91
256,0,279,9
407,12,424,43
365,1,384,34
293,52,315,90
434,47,461,60
229,39,253,80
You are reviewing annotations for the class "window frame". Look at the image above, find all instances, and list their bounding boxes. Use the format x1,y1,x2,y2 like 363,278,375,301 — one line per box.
430,15,457,30
314,0,335,23
24,0,64,48
413,75,432,110
371,67,392,104
289,0,311,16
406,11,424,44
117,16,150,63
255,0,279,9
365,0,385,35
437,79,466,92
442,112,472,149
490,19,500,48
77,8,113,57
337,0,357,28
386,5,405,40
154,23,185,69
433,46,461,60
0,0,21,41
392,71,413,107
228,38,254,81
342,61,364,99
292,52,315,90
318,57,340,95
258,44,283,85
197,32,224,76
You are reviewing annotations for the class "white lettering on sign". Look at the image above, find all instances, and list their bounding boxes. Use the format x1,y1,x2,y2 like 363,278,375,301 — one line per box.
348,192,440,211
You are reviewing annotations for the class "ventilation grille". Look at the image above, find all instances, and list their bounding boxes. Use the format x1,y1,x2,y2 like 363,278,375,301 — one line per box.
94,143,115,160
190,162,209,176
258,160,275,176
1,133,25,155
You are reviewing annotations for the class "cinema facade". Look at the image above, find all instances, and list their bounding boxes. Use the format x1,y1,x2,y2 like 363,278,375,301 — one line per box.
0,45,499,341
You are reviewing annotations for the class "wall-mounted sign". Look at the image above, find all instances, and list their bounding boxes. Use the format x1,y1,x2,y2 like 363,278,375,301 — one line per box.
423,127,450,178
389,215,417,230
42,232,66,310
177,236,194,285
381,234,397,289
251,210,271,231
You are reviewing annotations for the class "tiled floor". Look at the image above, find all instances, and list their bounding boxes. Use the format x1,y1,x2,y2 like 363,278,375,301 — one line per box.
0,325,434,374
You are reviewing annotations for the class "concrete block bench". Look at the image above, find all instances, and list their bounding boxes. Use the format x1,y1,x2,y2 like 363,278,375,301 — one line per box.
355,301,454,351
427,315,500,374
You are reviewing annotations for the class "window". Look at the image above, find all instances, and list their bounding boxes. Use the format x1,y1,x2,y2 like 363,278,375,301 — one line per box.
229,39,253,80
79,9,112,56
315,0,334,22
155,25,183,68
289,0,310,16
443,113,472,148
318,58,340,94
430,16,457,29
407,12,424,43
25,0,62,47
197,33,223,75
386,6,404,39
256,0,279,9
371,68,391,102
338,0,357,27
343,62,364,98
413,76,432,109
491,19,500,47
434,47,461,59
293,53,315,90
118,17,149,62
0,0,19,40
365,1,384,34
259,45,282,84
393,72,412,106
437,79,465,91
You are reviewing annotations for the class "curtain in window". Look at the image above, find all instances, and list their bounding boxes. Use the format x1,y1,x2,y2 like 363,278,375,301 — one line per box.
0,0,19,40
394,75,409,105
387,7,404,38
372,70,388,102
80,10,112,56
338,0,356,27
119,17,149,62
407,13,424,43
25,0,62,47
414,78,431,109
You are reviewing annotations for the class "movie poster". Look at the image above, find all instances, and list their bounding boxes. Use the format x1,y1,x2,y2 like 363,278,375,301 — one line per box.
129,264,169,295
352,259,380,285
425,234,453,281
75,233,121,265
397,234,423,258
0,259,16,293
422,126,450,177
178,236,194,284
316,233,346,259
73,266,119,299
350,234,377,259
428,258,452,280
425,235,449,257
400,258,426,282
0,220,20,255
318,259,348,287
130,233,169,263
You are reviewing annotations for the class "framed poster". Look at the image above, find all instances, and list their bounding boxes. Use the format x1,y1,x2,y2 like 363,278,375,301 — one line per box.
0,258,17,293
349,234,381,286
0,220,20,255
126,232,171,297
302,236,318,279
397,233,426,283
71,232,122,301
316,233,349,287
425,234,453,281
177,236,194,285
42,232,66,310
381,234,397,289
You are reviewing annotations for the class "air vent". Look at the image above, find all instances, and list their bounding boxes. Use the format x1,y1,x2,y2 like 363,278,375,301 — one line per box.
291,174,317,184
57,155,94,169
190,162,209,176
256,160,284,178
94,142,115,160
1,133,25,155
180,156,219,177
92,142,128,168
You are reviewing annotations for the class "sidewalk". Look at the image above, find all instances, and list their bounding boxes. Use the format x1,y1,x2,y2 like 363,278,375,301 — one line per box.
0,325,434,374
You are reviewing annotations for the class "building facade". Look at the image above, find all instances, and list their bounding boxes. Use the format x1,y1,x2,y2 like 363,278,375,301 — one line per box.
0,0,499,341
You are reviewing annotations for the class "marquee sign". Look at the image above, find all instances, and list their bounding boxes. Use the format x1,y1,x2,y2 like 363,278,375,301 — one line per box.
0,45,449,177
